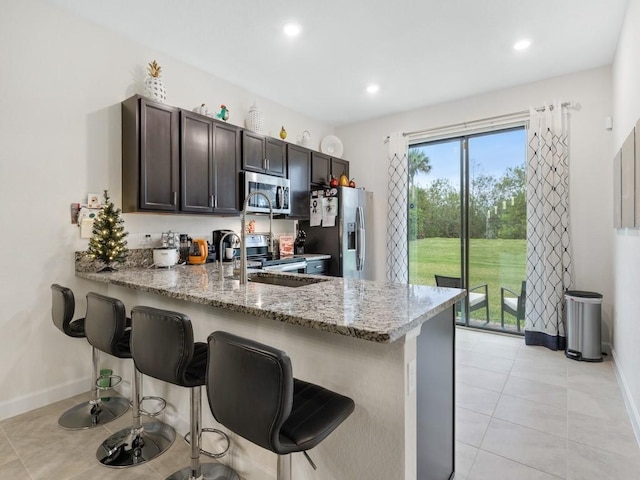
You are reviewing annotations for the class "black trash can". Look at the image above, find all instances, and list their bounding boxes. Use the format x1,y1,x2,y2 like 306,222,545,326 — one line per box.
565,290,603,362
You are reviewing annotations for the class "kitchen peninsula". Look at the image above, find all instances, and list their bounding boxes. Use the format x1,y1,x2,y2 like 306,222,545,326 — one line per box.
76,261,464,480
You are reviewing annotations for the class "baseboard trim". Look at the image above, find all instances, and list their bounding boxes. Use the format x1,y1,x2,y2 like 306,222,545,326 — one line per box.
0,376,91,422
611,348,640,447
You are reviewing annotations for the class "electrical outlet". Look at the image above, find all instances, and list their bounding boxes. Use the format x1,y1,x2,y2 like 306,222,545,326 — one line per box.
140,233,152,247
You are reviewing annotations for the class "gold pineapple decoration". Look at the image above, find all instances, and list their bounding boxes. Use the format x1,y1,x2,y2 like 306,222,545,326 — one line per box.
147,60,162,78
143,59,167,103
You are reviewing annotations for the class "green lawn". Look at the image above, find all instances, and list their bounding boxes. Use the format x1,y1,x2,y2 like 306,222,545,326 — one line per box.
409,237,526,326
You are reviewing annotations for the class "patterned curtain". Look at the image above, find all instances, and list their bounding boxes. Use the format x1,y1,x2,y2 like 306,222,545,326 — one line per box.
525,102,573,350
387,132,409,283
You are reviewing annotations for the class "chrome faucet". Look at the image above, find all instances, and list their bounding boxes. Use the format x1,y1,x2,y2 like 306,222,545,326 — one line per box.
218,231,241,281
241,191,273,284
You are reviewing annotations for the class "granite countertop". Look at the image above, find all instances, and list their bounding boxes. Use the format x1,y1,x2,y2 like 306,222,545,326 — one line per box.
76,262,464,343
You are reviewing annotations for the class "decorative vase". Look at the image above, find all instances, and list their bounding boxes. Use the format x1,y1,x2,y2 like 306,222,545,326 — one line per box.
279,126,287,139
144,76,167,103
245,102,264,133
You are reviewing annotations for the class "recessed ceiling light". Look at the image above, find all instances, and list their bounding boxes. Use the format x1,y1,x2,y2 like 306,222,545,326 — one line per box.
513,39,531,51
366,84,380,94
283,23,302,37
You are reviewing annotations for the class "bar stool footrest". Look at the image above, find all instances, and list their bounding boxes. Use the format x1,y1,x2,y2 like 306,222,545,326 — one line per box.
129,396,167,417
95,374,123,390
184,428,231,459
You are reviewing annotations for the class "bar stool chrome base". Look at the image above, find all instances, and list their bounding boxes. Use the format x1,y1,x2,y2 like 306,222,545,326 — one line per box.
166,462,241,480
96,420,176,468
58,396,129,430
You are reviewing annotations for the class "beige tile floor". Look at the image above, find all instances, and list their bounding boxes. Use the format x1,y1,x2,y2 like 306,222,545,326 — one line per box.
455,327,640,480
1,328,638,479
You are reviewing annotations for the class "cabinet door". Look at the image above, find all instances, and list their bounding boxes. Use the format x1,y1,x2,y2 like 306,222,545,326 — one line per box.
213,122,241,214
287,144,311,218
331,158,349,180
311,152,331,185
181,112,214,213
242,130,265,173
265,137,286,177
137,98,179,211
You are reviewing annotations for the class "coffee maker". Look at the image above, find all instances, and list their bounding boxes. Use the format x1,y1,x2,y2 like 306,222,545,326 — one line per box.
212,230,239,262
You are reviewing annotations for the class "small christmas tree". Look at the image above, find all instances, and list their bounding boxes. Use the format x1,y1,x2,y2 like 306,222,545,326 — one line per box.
87,190,129,272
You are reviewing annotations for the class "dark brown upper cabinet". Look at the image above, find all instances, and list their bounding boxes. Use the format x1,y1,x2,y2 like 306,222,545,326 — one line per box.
242,130,286,177
212,121,242,214
311,152,331,186
331,157,349,180
180,111,241,215
287,144,311,219
310,152,349,186
122,95,180,212
181,111,214,213
122,95,240,215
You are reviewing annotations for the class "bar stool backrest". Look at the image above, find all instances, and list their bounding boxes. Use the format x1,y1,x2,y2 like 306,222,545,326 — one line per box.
130,306,198,387
85,292,130,358
51,284,78,336
206,331,294,453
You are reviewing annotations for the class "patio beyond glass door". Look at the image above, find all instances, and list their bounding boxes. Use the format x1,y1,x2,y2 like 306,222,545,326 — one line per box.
408,127,526,334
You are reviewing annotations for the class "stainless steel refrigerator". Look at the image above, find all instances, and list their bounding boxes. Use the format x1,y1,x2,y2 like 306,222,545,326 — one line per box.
299,187,372,279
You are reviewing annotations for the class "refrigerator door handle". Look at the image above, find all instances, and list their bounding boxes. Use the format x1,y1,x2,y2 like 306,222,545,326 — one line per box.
356,206,365,271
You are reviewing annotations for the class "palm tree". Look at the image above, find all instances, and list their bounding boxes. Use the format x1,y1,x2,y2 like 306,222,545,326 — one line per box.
408,149,432,184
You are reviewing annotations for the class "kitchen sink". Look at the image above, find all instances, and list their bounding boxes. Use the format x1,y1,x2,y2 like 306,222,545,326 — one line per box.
248,273,328,288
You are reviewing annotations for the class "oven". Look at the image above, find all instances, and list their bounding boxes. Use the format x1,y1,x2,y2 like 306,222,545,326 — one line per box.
243,172,291,215
245,234,307,273
260,258,307,273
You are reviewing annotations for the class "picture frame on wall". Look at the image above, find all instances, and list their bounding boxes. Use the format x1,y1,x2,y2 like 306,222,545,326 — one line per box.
620,129,634,228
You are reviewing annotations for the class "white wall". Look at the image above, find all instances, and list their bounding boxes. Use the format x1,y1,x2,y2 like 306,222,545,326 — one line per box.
611,0,640,436
336,67,614,345
0,0,335,419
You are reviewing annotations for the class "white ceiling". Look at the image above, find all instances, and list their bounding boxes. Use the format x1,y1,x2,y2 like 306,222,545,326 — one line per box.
48,0,628,126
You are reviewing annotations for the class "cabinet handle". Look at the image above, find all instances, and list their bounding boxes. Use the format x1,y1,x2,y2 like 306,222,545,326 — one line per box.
209,195,214,208
264,158,269,170
214,195,218,208
172,191,177,206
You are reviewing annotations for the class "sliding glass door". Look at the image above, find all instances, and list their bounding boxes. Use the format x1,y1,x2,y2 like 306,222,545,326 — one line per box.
408,127,526,334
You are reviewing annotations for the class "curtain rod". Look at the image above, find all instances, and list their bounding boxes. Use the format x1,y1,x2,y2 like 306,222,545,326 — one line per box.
387,101,573,141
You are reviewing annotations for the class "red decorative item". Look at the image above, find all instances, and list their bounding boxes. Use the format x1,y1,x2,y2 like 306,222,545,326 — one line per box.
329,176,339,188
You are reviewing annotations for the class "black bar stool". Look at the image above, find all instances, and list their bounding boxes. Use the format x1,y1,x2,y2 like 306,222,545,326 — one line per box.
85,292,176,468
206,331,355,480
130,306,238,480
51,284,129,430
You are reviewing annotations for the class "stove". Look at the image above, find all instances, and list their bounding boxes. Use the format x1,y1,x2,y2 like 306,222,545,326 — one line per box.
245,234,307,272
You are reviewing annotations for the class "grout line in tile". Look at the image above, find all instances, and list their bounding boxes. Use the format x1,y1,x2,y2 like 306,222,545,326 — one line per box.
475,446,567,480
0,424,24,469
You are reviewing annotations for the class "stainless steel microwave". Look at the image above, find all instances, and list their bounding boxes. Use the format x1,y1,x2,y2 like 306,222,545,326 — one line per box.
242,172,291,215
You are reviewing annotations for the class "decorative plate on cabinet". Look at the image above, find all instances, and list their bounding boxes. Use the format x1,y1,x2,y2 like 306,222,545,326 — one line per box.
320,135,344,158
